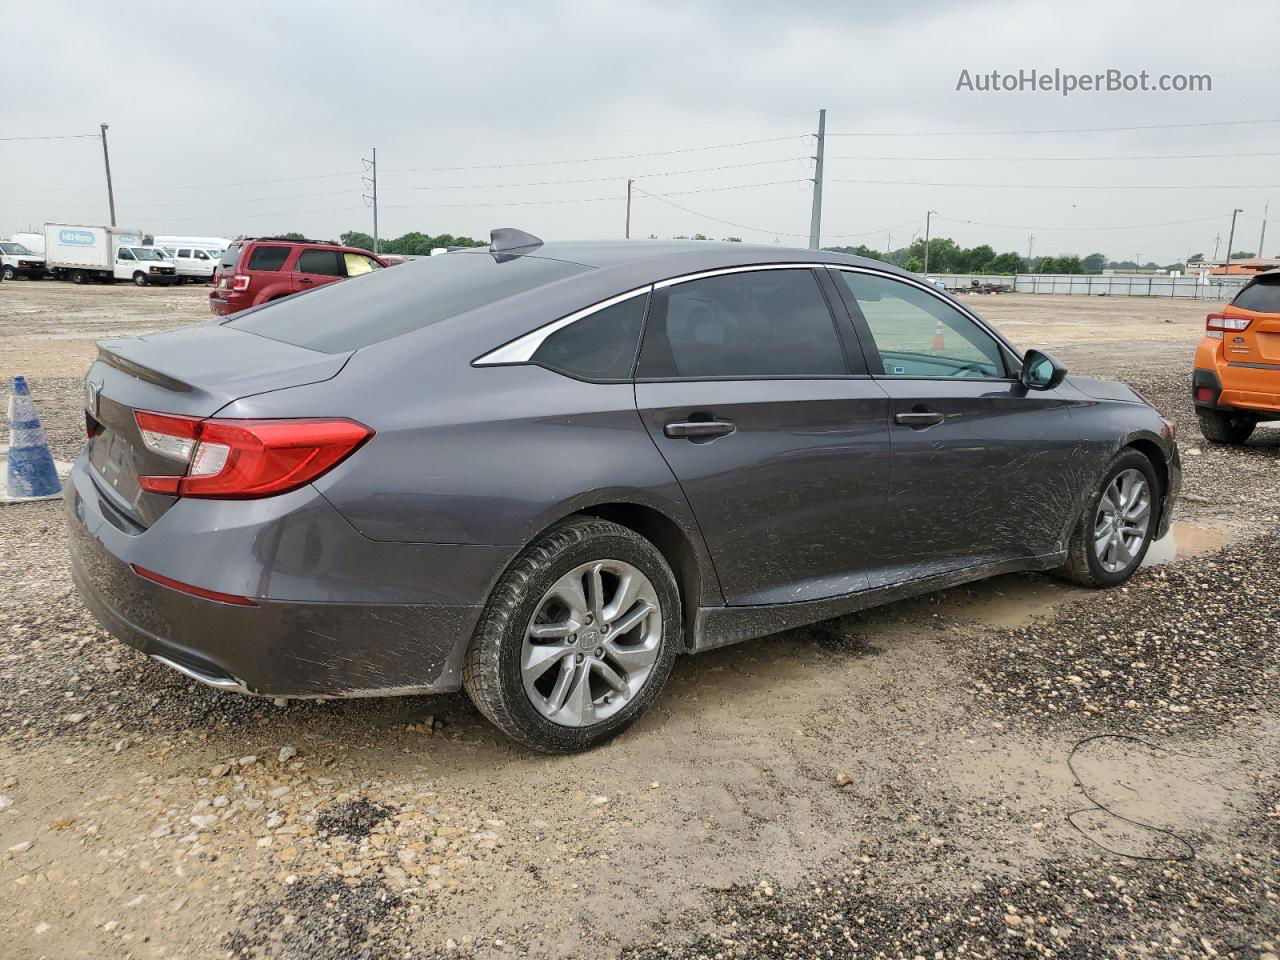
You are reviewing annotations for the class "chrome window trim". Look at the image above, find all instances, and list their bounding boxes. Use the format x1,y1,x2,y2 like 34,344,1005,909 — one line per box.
474,285,652,366
826,264,1023,373
652,262,829,289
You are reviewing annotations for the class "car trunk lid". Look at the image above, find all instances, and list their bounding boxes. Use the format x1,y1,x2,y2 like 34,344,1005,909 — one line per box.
84,323,351,529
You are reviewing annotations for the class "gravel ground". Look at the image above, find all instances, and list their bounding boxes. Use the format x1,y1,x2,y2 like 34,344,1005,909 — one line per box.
1,284,1278,959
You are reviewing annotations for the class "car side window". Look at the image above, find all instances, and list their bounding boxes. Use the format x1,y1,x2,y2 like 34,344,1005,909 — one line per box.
342,253,383,277
295,249,344,276
193,249,209,261
117,249,135,261
247,245,290,271
178,248,192,258
636,269,846,379
836,271,1008,379
530,294,648,382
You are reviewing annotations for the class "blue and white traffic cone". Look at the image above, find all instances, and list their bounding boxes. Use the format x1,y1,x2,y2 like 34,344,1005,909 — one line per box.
4,376,63,502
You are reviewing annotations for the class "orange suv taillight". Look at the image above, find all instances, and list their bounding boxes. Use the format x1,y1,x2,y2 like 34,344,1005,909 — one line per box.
1206,312,1252,333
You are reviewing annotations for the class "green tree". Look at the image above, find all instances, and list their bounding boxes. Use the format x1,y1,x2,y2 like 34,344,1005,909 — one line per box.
904,255,923,273
1230,250,1256,259
988,252,1024,274
340,231,375,250
1081,253,1107,274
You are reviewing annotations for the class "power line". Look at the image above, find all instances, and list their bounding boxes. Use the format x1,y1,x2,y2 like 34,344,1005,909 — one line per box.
0,133,97,142
933,213,1230,232
827,178,1280,190
826,150,1280,163
381,179,806,211
825,118,1280,137
381,156,808,191
382,136,801,173
632,185,921,241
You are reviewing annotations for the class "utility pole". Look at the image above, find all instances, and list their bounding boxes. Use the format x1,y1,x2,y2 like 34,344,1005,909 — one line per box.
362,148,379,254
1027,232,1035,264
808,108,826,250
1259,200,1269,258
1225,208,1243,276
1212,233,1222,263
922,210,936,275
625,179,633,239
884,231,892,255
99,123,116,227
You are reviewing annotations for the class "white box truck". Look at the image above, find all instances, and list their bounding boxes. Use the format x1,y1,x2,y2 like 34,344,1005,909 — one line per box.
43,223,178,286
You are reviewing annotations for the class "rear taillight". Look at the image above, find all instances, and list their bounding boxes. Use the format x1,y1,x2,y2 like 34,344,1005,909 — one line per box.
1206,312,1251,332
231,274,250,292
134,412,372,499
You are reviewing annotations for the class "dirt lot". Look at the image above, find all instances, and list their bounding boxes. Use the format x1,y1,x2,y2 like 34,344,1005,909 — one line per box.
1,280,1277,960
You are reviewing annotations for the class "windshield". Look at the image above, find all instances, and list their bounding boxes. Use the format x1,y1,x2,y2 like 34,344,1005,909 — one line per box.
132,247,167,261
0,242,33,255
227,251,590,353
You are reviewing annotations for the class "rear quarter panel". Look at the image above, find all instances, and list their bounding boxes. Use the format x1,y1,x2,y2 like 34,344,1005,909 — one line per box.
217,349,724,608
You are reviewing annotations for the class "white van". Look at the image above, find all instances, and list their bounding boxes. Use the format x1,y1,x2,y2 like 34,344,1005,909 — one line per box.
156,245,217,282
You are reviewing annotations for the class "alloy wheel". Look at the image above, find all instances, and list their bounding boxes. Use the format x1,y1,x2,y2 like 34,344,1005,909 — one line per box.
1093,468,1151,573
521,559,662,727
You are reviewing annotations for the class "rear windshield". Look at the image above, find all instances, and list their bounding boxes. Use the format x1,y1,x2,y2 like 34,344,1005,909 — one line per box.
1232,275,1280,314
219,243,241,269
226,252,590,352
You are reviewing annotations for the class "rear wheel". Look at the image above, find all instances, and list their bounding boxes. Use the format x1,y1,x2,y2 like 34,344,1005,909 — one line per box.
1057,449,1159,588
463,518,681,753
1197,408,1256,445
71,270,85,285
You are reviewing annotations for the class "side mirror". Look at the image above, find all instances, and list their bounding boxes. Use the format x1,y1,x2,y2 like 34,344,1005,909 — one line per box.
1019,349,1067,390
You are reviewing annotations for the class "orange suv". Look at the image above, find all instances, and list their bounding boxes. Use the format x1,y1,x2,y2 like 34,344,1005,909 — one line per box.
1193,270,1280,444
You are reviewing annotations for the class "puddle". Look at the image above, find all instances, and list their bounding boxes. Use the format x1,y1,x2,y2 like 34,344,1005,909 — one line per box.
1142,521,1228,567
944,522,1229,629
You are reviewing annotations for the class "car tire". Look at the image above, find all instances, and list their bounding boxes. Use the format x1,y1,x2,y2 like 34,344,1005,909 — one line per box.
2,266,14,281
133,272,148,287
70,270,85,285
462,517,681,753
1196,408,1256,445
1056,449,1160,588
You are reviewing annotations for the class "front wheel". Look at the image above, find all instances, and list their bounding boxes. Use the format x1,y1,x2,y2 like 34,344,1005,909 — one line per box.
133,272,148,287
1057,450,1160,587
2,266,14,281
463,518,681,753
1197,408,1256,445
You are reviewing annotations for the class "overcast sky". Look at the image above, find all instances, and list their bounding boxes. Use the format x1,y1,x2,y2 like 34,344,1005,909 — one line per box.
4,0,1277,263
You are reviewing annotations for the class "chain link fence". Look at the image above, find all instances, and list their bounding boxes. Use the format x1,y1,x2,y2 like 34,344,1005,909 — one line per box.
931,273,1250,300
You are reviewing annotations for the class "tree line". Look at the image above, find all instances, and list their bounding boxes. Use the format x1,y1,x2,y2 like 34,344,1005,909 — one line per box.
824,236,1214,275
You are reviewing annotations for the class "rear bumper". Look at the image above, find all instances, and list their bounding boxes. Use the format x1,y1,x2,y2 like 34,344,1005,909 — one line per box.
65,453,504,698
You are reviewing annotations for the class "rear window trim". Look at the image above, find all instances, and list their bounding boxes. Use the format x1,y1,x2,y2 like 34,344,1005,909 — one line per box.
474,285,653,367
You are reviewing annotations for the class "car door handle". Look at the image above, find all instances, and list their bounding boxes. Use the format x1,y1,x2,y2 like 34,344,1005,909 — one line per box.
664,419,736,440
894,411,945,427
298,277,313,285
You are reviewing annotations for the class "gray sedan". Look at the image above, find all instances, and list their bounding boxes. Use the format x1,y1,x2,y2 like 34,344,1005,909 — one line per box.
67,230,1179,752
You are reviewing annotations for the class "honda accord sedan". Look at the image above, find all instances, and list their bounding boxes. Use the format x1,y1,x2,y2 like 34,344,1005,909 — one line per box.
68,230,1180,752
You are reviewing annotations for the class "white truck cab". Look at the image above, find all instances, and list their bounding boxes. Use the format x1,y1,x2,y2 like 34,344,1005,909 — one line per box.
0,240,47,280
115,246,179,285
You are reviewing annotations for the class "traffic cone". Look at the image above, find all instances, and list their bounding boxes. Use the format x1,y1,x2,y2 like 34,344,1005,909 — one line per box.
4,376,63,502
931,321,946,350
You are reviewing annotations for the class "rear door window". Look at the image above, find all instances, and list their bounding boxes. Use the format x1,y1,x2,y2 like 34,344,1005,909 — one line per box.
227,252,590,353
295,248,344,276
177,248,192,258
1233,276,1280,313
531,294,648,382
247,245,290,271
636,269,847,379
